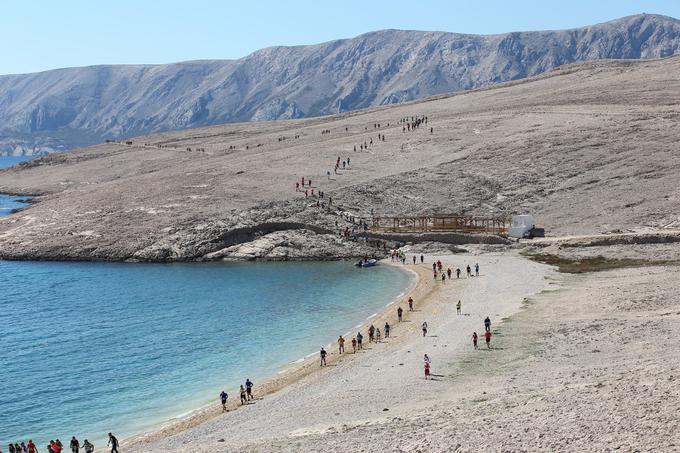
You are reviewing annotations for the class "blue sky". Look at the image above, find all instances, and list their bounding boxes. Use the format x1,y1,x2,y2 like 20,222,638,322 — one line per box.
2,0,679,75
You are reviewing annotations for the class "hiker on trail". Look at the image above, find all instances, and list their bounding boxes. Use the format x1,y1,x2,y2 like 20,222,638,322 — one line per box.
456,268,461,279
424,361,431,379
220,390,229,411
240,385,247,404
421,254,424,263
475,263,480,276
484,330,492,349
246,378,254,400
384,322,390,338
484,317,491,332
375,328,381,342
107,433,119,453
320,347,327,366
338,335,345,353
368,325,376,342
70,437,79,453
397,306,403,321
456,300,462,315
357,332,363,350
408,297,414,311
352,337,357,352
472,332,478,350
447,268,452,279
422,321,428,337
466,265,471,277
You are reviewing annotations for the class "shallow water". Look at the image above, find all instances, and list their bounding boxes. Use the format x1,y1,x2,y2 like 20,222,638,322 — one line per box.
0,156,33,213
0,259,411,447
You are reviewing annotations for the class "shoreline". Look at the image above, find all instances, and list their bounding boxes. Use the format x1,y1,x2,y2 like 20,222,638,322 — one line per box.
123,259,421,448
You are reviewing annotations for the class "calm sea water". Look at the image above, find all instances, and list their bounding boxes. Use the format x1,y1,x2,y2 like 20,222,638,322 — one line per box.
0,157,412,448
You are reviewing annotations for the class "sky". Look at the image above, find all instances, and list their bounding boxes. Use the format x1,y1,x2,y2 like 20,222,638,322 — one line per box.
2,0,680,75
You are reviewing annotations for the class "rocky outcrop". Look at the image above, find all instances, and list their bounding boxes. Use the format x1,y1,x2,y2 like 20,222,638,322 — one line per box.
1,14,680,155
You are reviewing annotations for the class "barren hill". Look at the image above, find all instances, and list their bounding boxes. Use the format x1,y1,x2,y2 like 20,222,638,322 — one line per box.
0,55,679,261
2,13,680,156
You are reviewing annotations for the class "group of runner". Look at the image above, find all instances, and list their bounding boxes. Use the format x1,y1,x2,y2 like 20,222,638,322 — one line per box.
4,434,116,453
219,378,254,412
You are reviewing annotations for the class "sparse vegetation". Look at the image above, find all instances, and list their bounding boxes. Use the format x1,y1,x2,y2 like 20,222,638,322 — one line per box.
526,254,675,273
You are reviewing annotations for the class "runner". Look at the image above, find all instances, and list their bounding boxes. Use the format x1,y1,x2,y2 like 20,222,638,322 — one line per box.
422,321,428,337
420,254,424,263
245,378,254,400
456,268,461,279
357,332,363,350
472,332,478,350
484,330,492,349
70,437,79,453
424,361,431,379
375,328,381,342
220,390,228,412
475,263,480,276
413,255,416,264
384,322,390,338
107,434,119,453
408,297,414,311
368,324,375,342
424,353,431,364
320,347,327,366
338,335,345,354
27,441,37,453
351,336,357,353
397,306,403,321
441,273,446,283
456,300,461,315
240,385,247,404
467,265,472,277
484,316,491,332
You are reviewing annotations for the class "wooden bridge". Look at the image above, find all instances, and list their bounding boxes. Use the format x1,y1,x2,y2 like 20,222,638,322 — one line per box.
371,214,509,234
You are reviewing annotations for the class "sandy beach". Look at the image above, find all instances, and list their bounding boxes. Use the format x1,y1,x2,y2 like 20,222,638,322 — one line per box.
124,251,552,452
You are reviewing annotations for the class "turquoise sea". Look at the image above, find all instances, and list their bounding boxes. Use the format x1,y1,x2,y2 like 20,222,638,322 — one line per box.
0,156,412,448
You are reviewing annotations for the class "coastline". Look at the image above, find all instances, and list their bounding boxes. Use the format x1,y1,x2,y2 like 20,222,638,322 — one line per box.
122,259,420,448
125,251,552,452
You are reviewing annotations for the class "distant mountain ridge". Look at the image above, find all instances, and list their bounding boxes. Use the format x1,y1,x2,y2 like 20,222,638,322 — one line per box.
1,13,679,156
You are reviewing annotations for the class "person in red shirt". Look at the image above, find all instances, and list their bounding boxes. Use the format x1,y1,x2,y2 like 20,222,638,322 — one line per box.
424,361,431,379
484,330,492,349
27,440,37,453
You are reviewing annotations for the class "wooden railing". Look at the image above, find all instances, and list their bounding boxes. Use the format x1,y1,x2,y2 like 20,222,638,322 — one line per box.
371,215,509,234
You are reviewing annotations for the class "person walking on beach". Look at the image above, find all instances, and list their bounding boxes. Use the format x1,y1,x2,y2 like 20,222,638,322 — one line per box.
413,255,416,264
472,332,479,349
475,263,480,276
245,378,254,400
422,321,428,337
375,328,382,342
397,306,403,321
420,254,424,264
81,441,94,453
424,361,431,379
220,390,228,412
320,347,327,366
456,300,461,315
424,353,431,366
408,297,414,311
447,268,452,279
357,332,363,350
432,262,436,272
338,335,345,354
484,330,492,349
240,385,247,404
441,273,446,283
351,336,357,353
484,316,491,332
107,433,119,453
56,440,63,453
384,322,390,338
368,325,375,343
456,268,461,279
27,440,37,453
466,265,471,277
70,437,79,453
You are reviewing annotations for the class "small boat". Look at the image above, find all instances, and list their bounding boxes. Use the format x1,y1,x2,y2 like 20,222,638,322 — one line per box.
355,259,378,267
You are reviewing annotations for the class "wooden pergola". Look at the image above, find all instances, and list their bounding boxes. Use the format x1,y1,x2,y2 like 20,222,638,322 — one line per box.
371,214,509,234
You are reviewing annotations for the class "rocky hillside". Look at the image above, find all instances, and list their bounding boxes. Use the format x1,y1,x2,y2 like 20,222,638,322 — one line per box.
0,54,679,261
1,13,680,156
